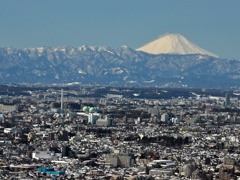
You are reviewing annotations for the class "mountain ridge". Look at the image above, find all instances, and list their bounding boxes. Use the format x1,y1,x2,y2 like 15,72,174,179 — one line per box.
0,45,240,88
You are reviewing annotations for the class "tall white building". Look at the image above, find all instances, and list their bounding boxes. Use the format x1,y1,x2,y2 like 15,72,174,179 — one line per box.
161,113,169,123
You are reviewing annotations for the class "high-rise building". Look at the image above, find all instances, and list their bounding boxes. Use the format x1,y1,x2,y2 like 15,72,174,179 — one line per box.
161,113,169,123
48,132,55,141
60,89,65,126
225,93,230,106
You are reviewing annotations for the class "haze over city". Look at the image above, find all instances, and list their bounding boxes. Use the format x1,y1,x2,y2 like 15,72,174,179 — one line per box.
0,0,239,59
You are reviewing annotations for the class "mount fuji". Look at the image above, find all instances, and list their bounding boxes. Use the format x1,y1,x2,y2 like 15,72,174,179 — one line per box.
136,33,218,57
0,33,239,88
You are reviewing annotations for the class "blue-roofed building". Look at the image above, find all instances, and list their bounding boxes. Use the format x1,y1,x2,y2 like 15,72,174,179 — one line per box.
38,167,65,176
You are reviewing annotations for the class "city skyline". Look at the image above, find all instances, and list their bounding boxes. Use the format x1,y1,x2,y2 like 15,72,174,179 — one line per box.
0,0,239,59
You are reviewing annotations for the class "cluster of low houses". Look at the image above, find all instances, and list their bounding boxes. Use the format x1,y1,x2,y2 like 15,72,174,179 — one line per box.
0,87,240,179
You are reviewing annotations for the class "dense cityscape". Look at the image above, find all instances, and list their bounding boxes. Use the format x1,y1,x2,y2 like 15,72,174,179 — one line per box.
1,0,239,180
0,84,239,179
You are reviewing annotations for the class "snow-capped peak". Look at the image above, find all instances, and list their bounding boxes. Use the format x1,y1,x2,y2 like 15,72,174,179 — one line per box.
136,33,218,57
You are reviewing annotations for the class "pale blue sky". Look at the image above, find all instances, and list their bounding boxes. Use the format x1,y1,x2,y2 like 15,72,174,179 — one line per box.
0,0,239,59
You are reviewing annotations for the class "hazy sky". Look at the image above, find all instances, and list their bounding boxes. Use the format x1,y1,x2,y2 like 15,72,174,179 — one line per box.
0,0,239,59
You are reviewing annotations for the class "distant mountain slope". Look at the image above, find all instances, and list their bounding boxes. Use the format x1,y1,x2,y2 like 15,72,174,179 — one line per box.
0,45,239,88
136,33,218,57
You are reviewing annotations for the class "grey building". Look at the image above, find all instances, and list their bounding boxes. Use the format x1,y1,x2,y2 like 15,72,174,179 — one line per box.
105,154,134,168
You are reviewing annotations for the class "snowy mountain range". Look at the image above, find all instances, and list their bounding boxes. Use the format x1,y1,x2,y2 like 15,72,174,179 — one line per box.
0,34,239,88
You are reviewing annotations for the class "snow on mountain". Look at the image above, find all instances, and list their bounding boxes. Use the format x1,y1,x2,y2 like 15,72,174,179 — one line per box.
136,33,218,57
1,38,240,88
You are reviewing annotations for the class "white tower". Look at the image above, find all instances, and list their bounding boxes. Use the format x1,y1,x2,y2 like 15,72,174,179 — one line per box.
61,89,63,111
60,89,64,125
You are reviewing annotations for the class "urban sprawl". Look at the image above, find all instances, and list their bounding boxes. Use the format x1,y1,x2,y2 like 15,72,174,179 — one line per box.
0,85,239,180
